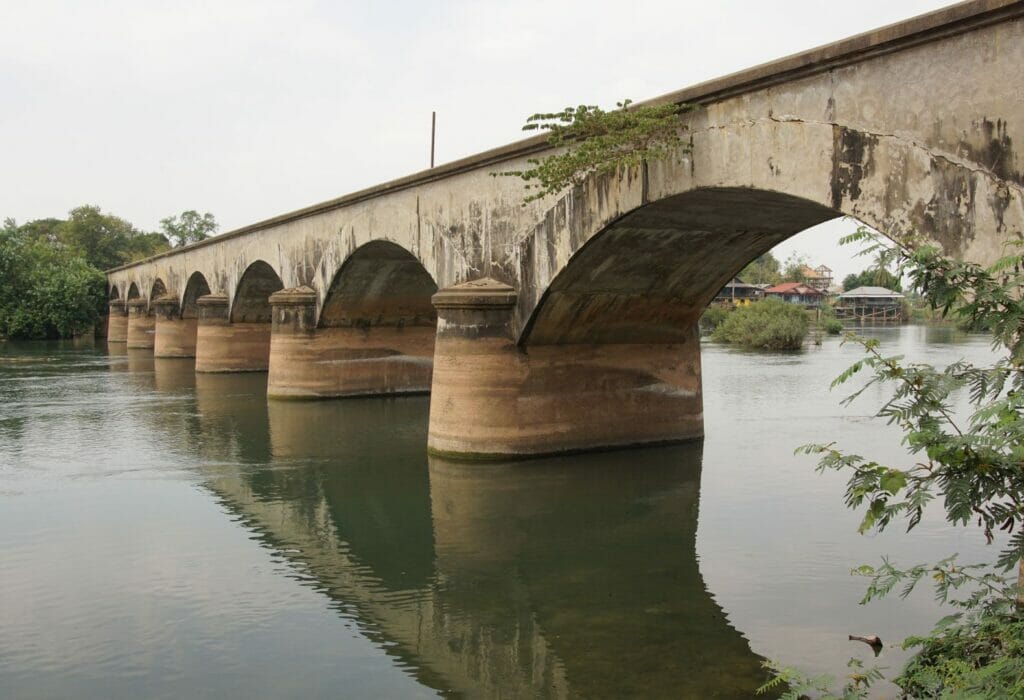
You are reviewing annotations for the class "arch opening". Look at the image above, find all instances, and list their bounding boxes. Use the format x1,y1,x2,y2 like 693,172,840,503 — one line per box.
267,242,437,399
231,261,283,323
127,283,140,300
150,279,167,304
520,188,839,347
109,285,120,301
181,272,211,320
319,240,437,329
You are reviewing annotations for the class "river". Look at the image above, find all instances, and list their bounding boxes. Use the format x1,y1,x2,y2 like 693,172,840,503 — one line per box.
0,326,999,698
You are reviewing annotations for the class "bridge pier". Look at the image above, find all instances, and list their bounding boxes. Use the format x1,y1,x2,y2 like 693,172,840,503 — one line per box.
194,294,271,372
152,296,197,358
126,299,155,349
267,286,434,399
427,279,704,459
107,303,128,343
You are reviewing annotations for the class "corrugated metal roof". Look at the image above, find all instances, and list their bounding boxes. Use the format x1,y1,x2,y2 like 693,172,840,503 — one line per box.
764,282,824,295
838,286,905,298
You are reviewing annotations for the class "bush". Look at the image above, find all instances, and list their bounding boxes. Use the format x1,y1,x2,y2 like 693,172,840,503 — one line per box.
699,303,731,333
710,298,809,350
823,318,844,335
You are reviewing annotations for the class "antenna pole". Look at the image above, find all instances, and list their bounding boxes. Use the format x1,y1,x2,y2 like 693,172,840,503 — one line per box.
430,111,436,168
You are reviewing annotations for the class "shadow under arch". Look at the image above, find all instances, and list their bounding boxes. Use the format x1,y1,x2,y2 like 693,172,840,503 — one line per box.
231,260,283,324
266,241,437,399
108,284,121,301
520,187,837,347
194,260,282,372
149,278,168,306
126,282,140,300
318,239,437,329
181,272,211,319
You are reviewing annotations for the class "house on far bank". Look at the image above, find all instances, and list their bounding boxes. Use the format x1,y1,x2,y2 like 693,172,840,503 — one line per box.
764,282,825,307
836,286,905,323
713,278,765,305
799,264,833,291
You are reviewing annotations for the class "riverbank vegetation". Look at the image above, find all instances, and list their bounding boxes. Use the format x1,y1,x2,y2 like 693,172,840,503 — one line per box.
0,207,217,340
762,227,1024,697
710,298,810,350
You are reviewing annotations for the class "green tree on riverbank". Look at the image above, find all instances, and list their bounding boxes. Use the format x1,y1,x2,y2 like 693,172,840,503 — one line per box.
0,206,201,340
841,266,901,292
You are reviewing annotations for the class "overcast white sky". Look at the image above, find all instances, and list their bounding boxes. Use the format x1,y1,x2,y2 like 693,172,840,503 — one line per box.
0,0,955,280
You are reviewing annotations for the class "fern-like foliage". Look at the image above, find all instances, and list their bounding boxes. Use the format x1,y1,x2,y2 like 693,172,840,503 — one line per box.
778,225,1024,696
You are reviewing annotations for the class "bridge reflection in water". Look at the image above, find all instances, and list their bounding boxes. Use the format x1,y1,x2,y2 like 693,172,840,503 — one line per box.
141,364,770,697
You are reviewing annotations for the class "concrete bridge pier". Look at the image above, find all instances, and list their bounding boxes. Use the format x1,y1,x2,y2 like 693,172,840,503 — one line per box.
194,294,271,372
267,286,435,400
427,279,704,459
107,303,128,343
125,299,155,349
152,296,197,358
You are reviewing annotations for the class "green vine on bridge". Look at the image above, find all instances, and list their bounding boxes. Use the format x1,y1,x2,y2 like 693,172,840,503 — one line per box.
494,99,694,204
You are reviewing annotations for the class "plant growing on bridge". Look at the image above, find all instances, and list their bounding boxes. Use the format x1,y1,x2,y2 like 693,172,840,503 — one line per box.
761,226,1024,696
494,99,693,204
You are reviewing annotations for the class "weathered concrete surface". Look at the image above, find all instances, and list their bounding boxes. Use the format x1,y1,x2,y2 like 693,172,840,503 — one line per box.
266,242,438,398
125,301,155,349
428,280,702,457
107,304,128,343
105,1,1024,455
269,324,434,399
195,295,270,372
152,296,198,358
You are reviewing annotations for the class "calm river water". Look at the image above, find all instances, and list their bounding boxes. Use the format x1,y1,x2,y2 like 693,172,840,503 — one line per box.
0,326,999,698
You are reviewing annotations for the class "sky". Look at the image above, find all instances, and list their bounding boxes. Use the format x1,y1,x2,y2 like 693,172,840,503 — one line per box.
0,0,955,281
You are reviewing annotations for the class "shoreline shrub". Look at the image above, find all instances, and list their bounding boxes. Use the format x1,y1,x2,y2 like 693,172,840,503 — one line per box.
710,298,809,350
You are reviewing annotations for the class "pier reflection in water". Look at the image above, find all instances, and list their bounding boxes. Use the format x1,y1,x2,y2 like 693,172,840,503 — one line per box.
182,371,766,697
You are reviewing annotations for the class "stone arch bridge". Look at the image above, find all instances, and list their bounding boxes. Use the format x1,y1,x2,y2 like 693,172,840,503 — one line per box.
106,0,1024,459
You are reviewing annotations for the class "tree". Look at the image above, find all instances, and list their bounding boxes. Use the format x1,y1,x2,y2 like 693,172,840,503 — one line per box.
0,204,204,339
763,227,1024,696
841,267,902,292
739,252,782,285
57,205,169,271
495,99,693,204
782,252,810,282
159,210,218,248
0,221,105,338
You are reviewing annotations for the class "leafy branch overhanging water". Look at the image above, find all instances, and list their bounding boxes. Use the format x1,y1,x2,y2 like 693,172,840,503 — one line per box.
762,226,1024,697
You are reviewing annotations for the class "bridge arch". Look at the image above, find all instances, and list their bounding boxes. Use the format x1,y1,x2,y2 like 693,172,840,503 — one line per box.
267,241,438,399
429,117,1023,457
126,282,141,300
231,261,284,323
108,284,120,301
513,118,1023,340
149,278,167,305
520,188,837,347
319,240,437,329
181,272,211,319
